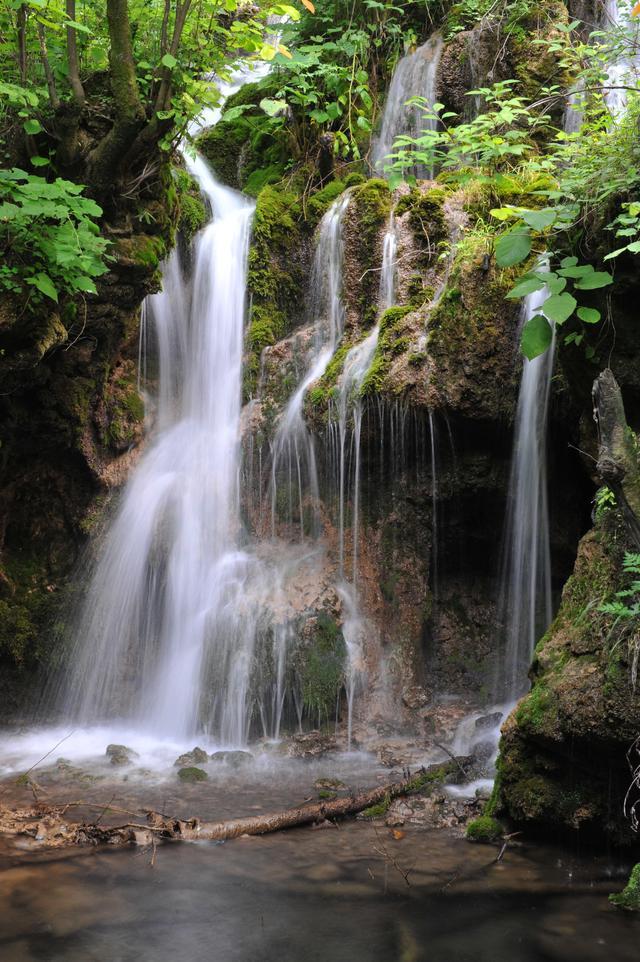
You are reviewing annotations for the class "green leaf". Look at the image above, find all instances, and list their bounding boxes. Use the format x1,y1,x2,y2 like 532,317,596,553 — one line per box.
560,255,578,268
520,208,556,231
260,98,287,117
573,271,613,290
27,272,58,301
542,292,576,324
23,119,42,135
506,276,545,299
495,228,531,268
489,207,516,221
557,264,593,278
65,19,92,33
521,314,553,360
71,275,97,294
546,275,567,295
160,53,178,69
29,156,49,167
577,307,601,324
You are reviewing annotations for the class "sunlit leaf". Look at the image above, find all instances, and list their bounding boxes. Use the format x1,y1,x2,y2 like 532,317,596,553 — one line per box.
542,292,576,324
521,314,553,359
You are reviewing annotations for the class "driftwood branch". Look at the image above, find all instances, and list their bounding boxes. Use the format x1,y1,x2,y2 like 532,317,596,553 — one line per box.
1,770,433,849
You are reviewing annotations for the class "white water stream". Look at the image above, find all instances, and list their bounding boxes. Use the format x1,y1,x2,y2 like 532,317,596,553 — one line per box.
371,34,443,176
497,283,555,700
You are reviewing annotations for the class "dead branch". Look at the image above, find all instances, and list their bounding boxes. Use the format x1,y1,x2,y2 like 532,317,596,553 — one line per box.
1,769,434,849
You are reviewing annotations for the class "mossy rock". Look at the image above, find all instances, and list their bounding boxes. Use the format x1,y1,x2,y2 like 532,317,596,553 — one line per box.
196,79,284,191
174,747,208,767
497,518,640,843
245,183,305,397
466,815,503,842
177,766,209,782
172,167,208,242
610,863,640,911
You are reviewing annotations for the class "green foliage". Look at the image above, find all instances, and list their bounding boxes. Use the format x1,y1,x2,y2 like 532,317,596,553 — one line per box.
600,552,640,622
0,169,109,307
299,611,347,720
610,863,640,911
595,486,617,522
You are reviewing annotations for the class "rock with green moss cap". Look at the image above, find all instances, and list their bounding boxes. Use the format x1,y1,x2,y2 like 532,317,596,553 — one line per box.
177,766,209,783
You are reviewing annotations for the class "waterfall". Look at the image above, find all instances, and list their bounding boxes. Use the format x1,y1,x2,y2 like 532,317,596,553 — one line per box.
330,215,397,581
269,193,350,535
371,34,443,176
603,0,640,116
54,153,254,740
497,283,555,700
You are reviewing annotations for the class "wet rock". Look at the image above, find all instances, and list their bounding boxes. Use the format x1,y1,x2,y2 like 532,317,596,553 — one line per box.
470,740,495,777
475,712,503,730
106,744,138,766
401,685,430,711
378,745,406,768
286,731,336,759
209,750,254,768
314,777,347,792
174,747,209,768
177,766,208,783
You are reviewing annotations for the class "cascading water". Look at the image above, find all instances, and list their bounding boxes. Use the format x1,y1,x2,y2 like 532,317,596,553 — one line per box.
269,193,350,535
55,154,255,741
330,215,397,581
497,281,555,701
603,0,640,116
371,34,443,176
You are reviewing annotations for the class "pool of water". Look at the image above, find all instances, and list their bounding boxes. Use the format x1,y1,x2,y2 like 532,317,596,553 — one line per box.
1,819,638,962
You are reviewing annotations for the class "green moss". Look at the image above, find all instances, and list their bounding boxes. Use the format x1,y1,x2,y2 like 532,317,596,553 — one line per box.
196,78,284,191
177,766,208,782
344,172,366,188
360,305,413,398
610,863,640,911
244,163,286,197
115,234,166,271
298,611,347,721
362,795,391,818
306,179,347,224
245,183,304,397
466,815,503,842
171,166,208,242
247,307,287,352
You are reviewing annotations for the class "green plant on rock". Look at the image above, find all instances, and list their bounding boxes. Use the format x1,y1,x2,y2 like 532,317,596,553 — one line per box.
0,168,109,307
610,863,640,911
298,611,347,722
600,551,640,689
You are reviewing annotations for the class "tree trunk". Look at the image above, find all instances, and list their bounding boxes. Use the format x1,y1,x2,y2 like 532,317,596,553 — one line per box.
87,0,146,190
66,0,86,106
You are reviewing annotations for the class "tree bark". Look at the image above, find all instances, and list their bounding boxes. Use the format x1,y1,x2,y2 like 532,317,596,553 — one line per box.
66,0,86,106
37,23,61,111
17,5,28,84
87,0,146,189
593,368,640,547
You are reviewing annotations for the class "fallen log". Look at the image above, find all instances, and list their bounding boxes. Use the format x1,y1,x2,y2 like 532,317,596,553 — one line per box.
1,767,439,849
